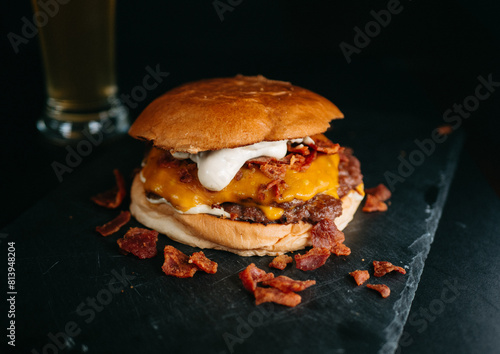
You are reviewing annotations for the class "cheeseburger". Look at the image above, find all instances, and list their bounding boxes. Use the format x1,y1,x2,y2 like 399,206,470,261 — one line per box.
129,75,364,256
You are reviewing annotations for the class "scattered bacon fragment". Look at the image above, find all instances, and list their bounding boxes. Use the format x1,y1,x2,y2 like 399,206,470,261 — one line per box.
188,251,218,274
373,261,406,277
91,169,126,209
295,247,331,271
350,270,370,286
269,254,293,270
239,263,275,292
362,194,388,213
96,211,131,236
366,284,391,298
365,184,392,202
437,124,453,136
311,219,345,250
331,243,351,256
117,227,158,259
262,276,316,293
161,245,198,278
254,287,301,307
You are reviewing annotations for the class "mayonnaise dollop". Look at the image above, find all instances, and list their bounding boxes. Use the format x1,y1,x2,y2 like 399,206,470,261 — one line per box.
169,137,313,191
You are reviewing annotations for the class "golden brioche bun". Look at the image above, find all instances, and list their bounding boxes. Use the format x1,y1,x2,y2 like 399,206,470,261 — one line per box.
130,175,363,256
128,75,343,153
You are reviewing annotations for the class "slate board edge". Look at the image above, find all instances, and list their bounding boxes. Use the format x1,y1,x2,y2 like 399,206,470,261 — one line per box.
379,132,465,354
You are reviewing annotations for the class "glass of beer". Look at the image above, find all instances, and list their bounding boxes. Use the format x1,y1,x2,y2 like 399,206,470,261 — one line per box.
32,0,129,144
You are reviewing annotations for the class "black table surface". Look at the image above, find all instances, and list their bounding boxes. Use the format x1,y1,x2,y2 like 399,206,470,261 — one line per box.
2,1,500,353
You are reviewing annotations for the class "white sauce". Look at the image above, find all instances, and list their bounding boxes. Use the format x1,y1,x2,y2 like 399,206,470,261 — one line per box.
167,137,314,191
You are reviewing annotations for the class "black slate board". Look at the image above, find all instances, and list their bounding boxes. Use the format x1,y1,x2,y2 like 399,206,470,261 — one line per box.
1,109,463,354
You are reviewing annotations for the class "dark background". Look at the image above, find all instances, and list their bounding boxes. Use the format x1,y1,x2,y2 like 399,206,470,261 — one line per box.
1,0,499,353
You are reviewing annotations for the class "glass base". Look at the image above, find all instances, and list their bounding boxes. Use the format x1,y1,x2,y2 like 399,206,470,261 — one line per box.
37,98,130,145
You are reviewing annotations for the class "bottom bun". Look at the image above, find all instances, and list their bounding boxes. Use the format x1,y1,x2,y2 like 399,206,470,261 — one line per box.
130,174,363,256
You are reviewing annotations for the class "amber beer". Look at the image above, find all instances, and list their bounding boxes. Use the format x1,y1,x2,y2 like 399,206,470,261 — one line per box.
32,0,129,142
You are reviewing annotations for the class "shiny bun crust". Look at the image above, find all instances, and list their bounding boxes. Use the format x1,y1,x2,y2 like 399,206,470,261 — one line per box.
130,175,363,256
128,75,343,153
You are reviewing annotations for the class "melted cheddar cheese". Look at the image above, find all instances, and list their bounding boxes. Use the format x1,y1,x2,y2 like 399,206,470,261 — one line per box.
142,147,340,221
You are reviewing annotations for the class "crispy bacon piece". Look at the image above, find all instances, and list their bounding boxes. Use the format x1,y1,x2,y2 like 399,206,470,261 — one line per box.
257,179,288,200
91,169,126,209
262,276,316,293
362,194,388,212
437,124,453,136
367,284,391,298
295,149,317,172
188,251,218,274
96,211,131,236
373,261,406,277
349,270,370,286
259,161,288,180
311,219,345,250
117,227,158,259
287,143,310,155
312,141,340,154
288,154,307,171
365,184,392,202
254,287,301,307
331,243,351,256
295,247,331,271
239,263,275,292
161,245,198,278
269,254,293,270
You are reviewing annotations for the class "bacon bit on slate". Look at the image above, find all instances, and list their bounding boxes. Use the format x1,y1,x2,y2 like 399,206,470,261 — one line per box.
117,227,158,259
295,247,331,271
262,276,316,293
331,243,351,256
91,169,126,209
437,124,453,136
239,263,275,292
269,254,293,270
188,251,218,274
349,270,370,286
373,261,406,277
362,194,388,213
366,284,391,298
96,211,131,236
161,245,198,278
254,287,302,307
365,184,392,202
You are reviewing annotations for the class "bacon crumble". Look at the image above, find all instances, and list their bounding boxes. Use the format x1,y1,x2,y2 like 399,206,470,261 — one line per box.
269,254,293,270
117,227,158,259
373,261,406,277
349,270,370,286
239,263,274,292
362,194,388,213
188,251,218,274
295,247,331,271
96,211,131,237
365,184,392,202
91,169,126,209
262,276,316,293
161,245,198,278
366,284,391,298
254,287,302,307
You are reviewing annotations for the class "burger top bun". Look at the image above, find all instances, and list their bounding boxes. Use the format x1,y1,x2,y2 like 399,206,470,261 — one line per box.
128,75,343,153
